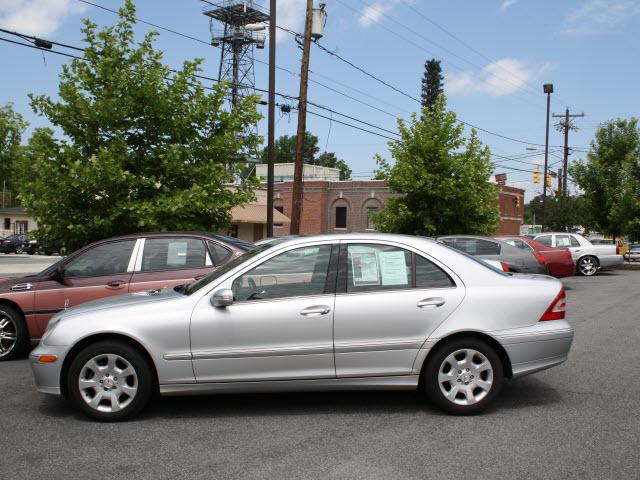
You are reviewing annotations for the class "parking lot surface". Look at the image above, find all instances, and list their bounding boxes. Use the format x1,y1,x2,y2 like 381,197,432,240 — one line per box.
1,270,638,479
0,253,60,276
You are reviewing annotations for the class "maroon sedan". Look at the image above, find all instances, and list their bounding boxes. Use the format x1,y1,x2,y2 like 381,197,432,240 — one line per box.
0,232,252,360
495,235,575,278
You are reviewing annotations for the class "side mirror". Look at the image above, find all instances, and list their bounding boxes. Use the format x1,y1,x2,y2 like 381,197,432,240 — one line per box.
51,266,65,283
211,288,234,308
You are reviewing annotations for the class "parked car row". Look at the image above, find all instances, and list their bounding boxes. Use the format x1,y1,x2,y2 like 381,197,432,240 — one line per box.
0,233,63,255
5,229,622,421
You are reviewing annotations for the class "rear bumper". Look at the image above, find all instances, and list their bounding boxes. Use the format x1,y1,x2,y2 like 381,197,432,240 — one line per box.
491,320,574,378
599,254,624,269
548,262,575,278
29,344,68,396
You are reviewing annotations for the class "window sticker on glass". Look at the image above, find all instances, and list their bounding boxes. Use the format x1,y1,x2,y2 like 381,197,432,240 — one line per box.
350,250,380,286
379,251,409,286
167,242,188,266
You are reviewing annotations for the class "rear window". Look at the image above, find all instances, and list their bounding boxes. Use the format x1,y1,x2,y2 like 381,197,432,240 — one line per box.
441,244,510,276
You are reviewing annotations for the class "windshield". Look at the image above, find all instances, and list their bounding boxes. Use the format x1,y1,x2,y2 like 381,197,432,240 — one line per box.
182,243,274,295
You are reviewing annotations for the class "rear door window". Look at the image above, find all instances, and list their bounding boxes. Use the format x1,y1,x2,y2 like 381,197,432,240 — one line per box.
570,236,580,247
207,241,232,266
141,238,207,272
556,235,571,247
415,255,454,288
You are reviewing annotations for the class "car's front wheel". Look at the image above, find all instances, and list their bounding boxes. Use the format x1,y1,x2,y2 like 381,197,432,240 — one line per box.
424,337,504,415
67,341,154,421
14,246,23,254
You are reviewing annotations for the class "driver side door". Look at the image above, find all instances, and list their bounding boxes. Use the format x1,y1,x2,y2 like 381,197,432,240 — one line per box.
33,240,137,333
190,242,337,383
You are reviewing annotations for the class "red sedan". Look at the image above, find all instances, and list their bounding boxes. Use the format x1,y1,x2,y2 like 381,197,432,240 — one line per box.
495,235,575,278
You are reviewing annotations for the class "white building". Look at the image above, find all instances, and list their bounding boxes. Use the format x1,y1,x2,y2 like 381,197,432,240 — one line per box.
255,163,341,182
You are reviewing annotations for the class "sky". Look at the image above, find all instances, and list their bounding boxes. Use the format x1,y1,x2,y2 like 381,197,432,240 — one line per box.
1,0,639,202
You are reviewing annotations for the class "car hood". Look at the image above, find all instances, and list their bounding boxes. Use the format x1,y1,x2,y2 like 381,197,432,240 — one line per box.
60,286,184,318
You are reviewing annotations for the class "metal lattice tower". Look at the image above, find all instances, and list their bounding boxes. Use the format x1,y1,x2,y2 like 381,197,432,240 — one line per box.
203,1,268,109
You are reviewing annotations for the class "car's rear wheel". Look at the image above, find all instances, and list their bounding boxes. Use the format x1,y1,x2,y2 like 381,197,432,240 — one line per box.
577,256,598,276
0,304,28,361
67,341,154,421
424,337,504,415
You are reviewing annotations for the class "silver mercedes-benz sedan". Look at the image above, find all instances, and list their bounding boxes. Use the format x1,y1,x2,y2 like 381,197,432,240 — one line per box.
30,234,573,421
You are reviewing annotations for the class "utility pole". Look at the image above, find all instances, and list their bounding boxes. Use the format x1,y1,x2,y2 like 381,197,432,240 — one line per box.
553,107,584,198
542,83,553,231
266,0,276,238
290,0,314,235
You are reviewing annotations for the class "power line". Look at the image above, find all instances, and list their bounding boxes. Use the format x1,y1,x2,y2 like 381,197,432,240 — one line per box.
350,0,542,109
0,31,402,145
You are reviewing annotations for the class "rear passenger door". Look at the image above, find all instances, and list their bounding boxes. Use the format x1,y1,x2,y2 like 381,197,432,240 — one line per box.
129,236,214,293
332,242,464,378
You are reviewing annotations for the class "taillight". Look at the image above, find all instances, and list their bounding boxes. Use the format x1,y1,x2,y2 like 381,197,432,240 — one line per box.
533,251,546,265
540,288,566,321
616,245,620,255
500,262,510,272
2,240,8,245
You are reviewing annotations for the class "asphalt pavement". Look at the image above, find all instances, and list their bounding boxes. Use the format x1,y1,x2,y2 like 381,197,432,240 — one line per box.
0,253,60,276
1,270,638,479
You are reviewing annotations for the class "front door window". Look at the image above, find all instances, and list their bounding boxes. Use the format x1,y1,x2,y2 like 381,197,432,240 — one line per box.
232,245,332,301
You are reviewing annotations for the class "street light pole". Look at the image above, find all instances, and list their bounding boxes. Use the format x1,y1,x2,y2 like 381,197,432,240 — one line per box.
266,0,276,238
542,83,553,231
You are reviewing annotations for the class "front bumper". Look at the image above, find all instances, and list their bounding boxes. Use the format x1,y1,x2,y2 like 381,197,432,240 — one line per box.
29,344,69,396
492,320,574,378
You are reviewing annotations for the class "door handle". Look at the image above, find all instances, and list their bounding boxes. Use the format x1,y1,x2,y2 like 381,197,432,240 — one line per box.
300,305,331,316
417,297,445,308
106,280,126,289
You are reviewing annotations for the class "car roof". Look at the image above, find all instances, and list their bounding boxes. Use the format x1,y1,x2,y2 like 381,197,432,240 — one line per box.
264,232,439,247
88,231,254,251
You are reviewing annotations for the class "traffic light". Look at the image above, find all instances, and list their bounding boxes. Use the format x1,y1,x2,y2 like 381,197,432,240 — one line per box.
514,196,520,209
533,169,541,184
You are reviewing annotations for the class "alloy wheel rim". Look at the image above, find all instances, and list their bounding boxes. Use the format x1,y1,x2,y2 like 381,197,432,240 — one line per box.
0,313,17,357
78,354,138,413
579,258,596,275
438,348,493,406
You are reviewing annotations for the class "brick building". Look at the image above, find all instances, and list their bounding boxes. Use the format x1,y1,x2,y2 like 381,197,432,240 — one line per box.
267,179,524,236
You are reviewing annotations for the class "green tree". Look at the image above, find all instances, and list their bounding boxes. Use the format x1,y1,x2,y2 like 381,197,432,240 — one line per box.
421,59,443,110
316,152,351,180
525,194,584,231
570,118,640,239
373,96,500,236
0,103,27,204
260,132,319,164
18,1,260,250
260,131,351,180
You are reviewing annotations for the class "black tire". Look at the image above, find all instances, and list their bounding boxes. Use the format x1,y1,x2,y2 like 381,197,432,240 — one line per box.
67,341,155,421
27,250,35,255
0,304,29,361
576,256,599,276
14,246,23,254
423,337,504,415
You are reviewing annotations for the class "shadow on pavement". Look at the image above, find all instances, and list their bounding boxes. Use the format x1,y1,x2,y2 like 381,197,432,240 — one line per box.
38,375,563,422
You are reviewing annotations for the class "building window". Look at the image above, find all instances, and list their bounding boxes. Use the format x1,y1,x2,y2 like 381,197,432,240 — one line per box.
335,206,347,229
274,205,284,228
15,221,28,234
366,207,378,230
3,218,9,230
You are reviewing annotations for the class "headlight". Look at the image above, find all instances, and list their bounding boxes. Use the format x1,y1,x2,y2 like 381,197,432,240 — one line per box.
41,316,63,345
